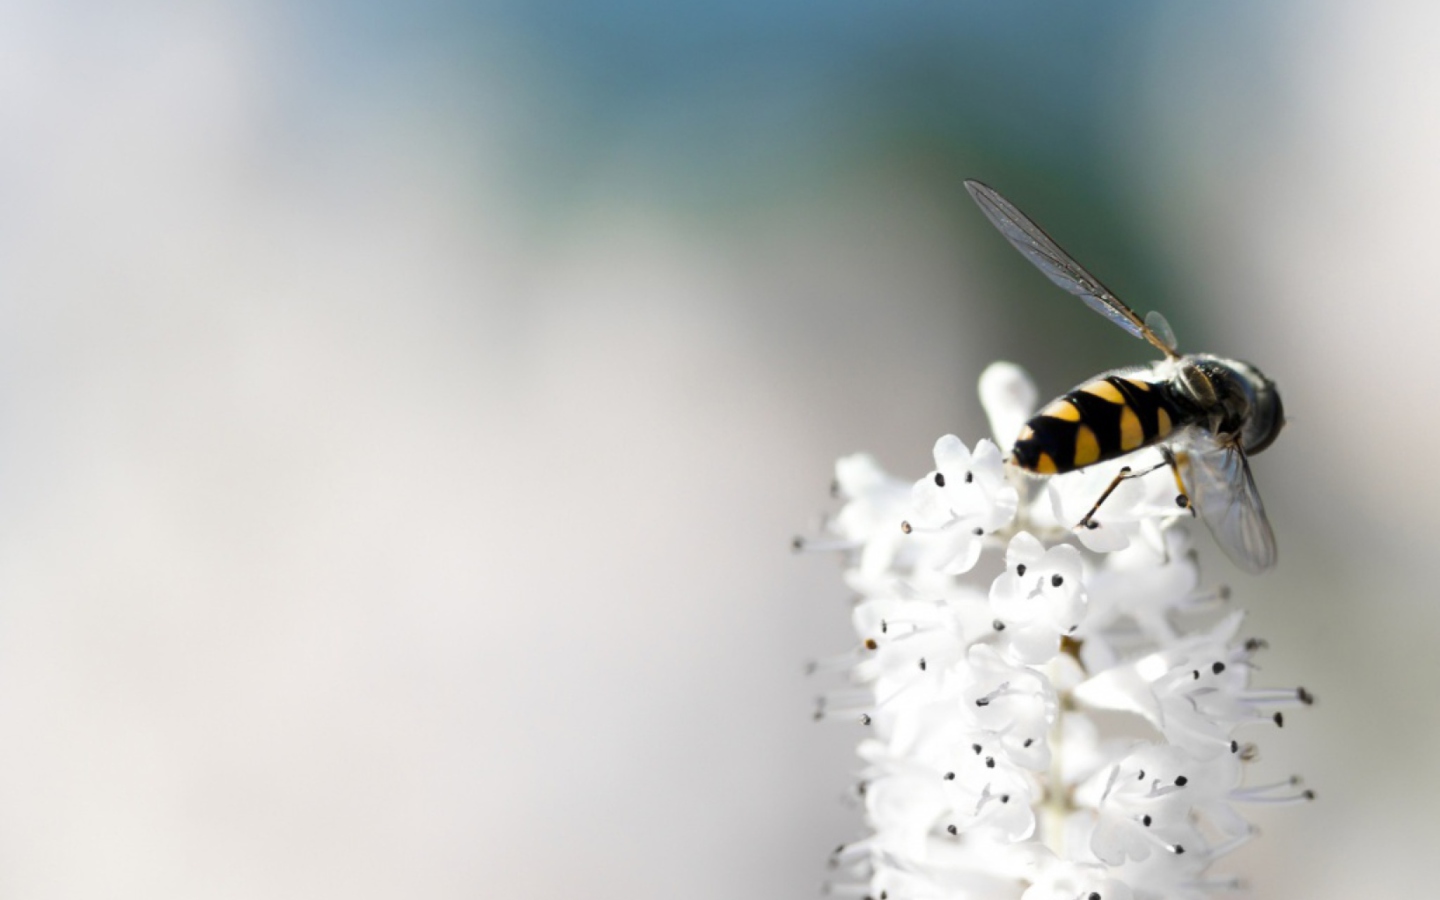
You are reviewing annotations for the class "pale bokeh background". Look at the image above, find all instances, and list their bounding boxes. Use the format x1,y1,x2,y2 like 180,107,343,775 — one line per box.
0,2,1432,898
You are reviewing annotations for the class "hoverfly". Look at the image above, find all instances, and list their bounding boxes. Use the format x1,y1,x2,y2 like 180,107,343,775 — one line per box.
964,180,1284,573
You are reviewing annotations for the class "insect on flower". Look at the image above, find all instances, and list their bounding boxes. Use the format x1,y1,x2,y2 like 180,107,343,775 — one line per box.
964,180,1284,573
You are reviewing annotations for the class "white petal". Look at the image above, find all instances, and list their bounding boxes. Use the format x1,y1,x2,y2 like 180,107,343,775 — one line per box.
989,571,1038,624
932,433,972,471
907,477,951,527
970,437,1007,473
834,453,888,497
1074,519,1134,553
984,792,1037,842
939,532,985,575
1005,622,1062,665
979,361,1037,452
1074,664,1163,723
1004,531,1046,572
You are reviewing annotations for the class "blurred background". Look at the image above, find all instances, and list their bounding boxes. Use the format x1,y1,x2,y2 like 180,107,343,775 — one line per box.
0,1,1432,897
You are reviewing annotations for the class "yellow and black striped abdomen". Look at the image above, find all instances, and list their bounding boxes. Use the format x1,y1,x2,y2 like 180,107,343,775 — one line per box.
1011,374,1190,474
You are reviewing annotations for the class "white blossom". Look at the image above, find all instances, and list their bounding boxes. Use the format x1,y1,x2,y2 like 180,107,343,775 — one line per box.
803,361,1312,900
905,436,1019,576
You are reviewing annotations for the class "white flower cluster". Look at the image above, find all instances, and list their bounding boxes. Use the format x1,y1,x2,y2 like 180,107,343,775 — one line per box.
806,363,1312,900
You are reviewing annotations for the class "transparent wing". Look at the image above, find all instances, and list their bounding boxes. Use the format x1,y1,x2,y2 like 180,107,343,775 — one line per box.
1180,430,1277,574
964,180,1177,359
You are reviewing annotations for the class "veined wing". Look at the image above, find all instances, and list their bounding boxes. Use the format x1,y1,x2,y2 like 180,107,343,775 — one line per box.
1180,430,1277,574
964,180,1177,359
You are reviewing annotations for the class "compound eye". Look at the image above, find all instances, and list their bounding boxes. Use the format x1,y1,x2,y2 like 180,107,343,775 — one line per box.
1244,388,1285,455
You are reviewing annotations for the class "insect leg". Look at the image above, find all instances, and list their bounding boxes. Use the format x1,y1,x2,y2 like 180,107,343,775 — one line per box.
1160,447,1197,517
1077,459,1173,530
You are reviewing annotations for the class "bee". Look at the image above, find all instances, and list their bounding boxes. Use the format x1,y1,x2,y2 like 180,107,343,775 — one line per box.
964,180,1284,573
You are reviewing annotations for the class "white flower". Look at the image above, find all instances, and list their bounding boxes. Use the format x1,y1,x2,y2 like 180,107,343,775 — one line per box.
904,435,1019,575
802,362,1312,900
961,643,1057,768
829,453,915,577
1021,857,1134,900
990,532,1087,665
1077,528,1200,666
979,361,1038,455
1085,743,1208,864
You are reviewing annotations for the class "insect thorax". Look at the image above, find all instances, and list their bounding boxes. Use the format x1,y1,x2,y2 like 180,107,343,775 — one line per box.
1183,355,1285,455
1011,370,1195,474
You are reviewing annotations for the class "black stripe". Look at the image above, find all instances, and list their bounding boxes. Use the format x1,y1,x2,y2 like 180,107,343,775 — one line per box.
1015,378,1120,473
1110,376,1162,441
1013,416,1077,472
1065,381,1126,462
1124,376,1198,440
1014,375,1199,474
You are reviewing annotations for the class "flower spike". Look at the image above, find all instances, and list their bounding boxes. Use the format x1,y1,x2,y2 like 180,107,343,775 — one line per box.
800,362,1311,900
